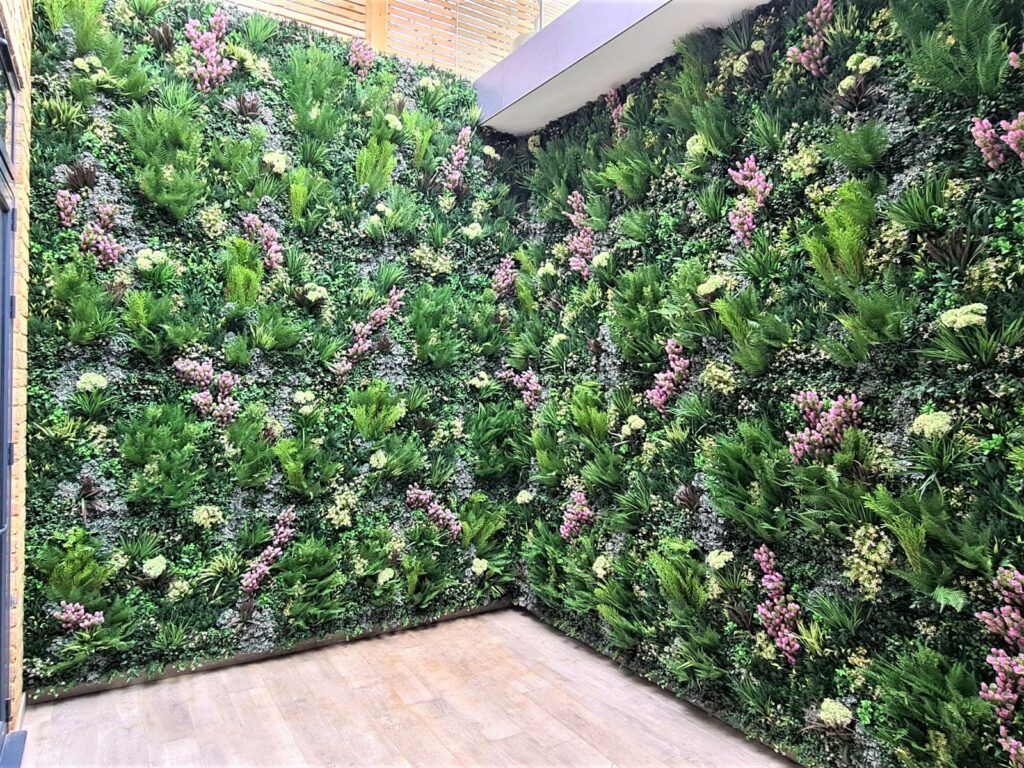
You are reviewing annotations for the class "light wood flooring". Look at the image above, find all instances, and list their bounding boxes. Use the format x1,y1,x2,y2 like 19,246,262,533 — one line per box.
23,609,793,768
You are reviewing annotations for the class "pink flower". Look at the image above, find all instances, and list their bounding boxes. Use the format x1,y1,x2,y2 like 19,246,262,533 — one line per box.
497,367,542,410
405,484,461,539
439,126,472,194
80,222,124,268
174,357,241,426
492,257,518,299
52,601,104,632
1001,113,1024,165
331,287,406,382
729,155,773,206
56,189,81,228
753,545,801,665
560,490,594,541
973,117,1006,170
728,198,757,246
564,190,595,277
645,339,690,414
785,390,863,463
241,507,297,595
184,10,235,93
241,213,283,270
606,89,625,137
348,38,375,82
786,0,833,77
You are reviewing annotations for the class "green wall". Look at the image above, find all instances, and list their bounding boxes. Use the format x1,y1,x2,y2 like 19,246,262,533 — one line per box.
27,0,1024,765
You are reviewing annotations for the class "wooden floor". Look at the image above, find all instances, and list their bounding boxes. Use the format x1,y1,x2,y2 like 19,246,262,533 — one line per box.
23,609,793,768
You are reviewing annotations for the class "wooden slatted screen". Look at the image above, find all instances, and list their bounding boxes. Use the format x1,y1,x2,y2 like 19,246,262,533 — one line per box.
224,0,581,79
229,0,367,38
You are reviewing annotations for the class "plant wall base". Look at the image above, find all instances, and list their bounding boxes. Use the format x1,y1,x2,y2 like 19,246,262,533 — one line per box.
29,600,509,703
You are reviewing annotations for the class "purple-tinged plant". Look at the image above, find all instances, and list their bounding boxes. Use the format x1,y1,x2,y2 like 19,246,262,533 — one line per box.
330,287,406,382
728,197,758,246
173,357,215,388
973,117,1006,170
645,339,690,414
729,155,773,206
241,213,283,270
1001,113,1024,164
606,89,625,137
348,38,375,82
95,203,117,232
53,601,104,632
564,190,595,277
79,223,124,269
977,568,1024,766
183,10,236,93
727,156,771,245
753,545,801,665
497,367,542,410
405,484,461,539
439,126,472,194
1012,48,1023,70
56,189,81,228
174,357,240,426
787,0,834,77
785,390,863,464
241,507,297,595
492,257,517,299
560,490,594,541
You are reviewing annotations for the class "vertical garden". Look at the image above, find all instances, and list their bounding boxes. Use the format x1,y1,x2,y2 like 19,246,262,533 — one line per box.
25,0,1024,765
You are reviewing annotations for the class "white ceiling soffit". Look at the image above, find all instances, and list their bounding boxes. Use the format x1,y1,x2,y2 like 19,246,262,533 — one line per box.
477,0,765,136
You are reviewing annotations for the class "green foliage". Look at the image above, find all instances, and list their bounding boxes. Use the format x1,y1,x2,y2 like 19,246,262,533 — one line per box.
121,404,206,508
891,0,1009,97
704,421,792,540
409,284,462,368
276,538,347,631
821,288,918,366
823,121,889,174
467,401,530,479
50,263,117,344
804,179,877,289
867,487,991,609
886,171,948,232
866,647,993,767
225,405,276,488
609,265,668,368
35,528,113,605
355,138,396,198
348,380,406,440
713,288,791,375
924,317,1024,368
116,103,207,220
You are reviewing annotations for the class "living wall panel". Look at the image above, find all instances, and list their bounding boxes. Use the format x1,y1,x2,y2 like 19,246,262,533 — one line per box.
27,0,520,700
508,0,1024,766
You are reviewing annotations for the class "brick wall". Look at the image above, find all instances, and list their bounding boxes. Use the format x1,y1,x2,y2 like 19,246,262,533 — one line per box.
0,0,30,728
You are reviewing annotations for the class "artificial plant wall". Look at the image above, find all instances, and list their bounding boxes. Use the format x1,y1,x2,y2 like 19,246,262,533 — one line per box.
510,1,1024,766
29,0,521,691
25,0,1024,765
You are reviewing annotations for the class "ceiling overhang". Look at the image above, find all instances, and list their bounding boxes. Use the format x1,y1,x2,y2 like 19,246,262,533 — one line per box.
476,0,764,136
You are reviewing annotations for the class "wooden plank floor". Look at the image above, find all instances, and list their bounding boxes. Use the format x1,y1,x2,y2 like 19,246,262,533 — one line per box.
22,609,793,768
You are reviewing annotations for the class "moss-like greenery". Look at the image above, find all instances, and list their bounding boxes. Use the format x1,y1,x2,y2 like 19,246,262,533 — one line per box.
28,0,1024,764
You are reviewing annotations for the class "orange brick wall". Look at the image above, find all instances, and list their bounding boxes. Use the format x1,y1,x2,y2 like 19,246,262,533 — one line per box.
0,0,30,728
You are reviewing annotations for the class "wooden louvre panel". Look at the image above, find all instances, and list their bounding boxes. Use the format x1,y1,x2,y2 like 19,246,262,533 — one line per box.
228,0,366,39
223,0,580,78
